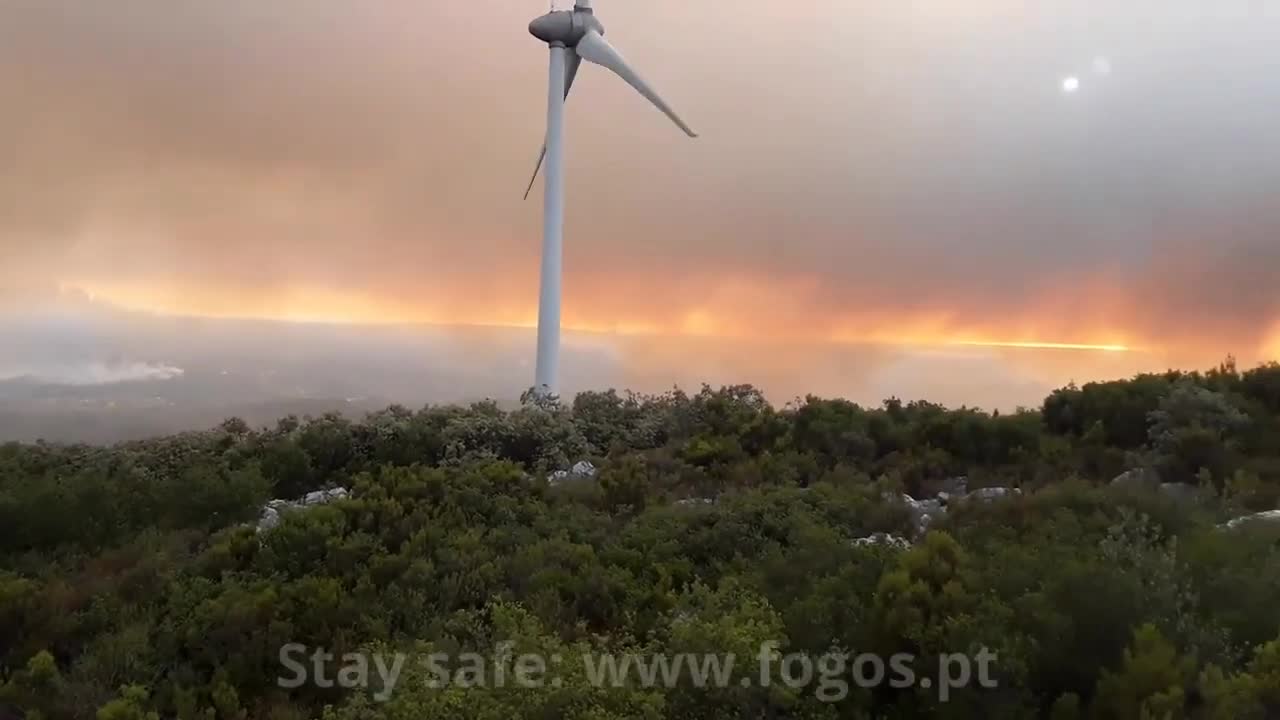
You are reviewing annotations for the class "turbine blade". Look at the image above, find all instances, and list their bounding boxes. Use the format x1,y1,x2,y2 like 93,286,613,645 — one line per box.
575,29,697,138
523,52,583,200
563,50,583,104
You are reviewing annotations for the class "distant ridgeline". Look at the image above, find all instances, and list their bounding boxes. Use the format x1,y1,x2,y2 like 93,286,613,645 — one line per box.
3,362,1280,718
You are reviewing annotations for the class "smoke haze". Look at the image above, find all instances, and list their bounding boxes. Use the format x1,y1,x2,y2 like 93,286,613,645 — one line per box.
2,0,1278,435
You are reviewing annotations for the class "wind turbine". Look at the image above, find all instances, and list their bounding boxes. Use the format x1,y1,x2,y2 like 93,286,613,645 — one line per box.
525,0,697,395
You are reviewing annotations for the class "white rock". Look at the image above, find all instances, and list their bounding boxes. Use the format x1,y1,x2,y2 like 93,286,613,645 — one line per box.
965,487,1022,502
547,460,598,486
851,533,912,551
895,493,948,536
255,486,350,533
256,507,281,533
675,497,715,507
1220,509,1280,530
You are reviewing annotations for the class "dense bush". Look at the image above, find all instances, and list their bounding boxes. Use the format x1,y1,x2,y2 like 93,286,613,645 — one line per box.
2,362,1280,718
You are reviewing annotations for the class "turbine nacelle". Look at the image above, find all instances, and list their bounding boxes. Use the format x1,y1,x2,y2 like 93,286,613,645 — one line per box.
528,9,604,47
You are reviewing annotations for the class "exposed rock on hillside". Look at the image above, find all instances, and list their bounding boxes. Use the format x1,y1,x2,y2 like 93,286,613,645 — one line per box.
548,460,598,485
256,487,349,533
1220,509,1280,530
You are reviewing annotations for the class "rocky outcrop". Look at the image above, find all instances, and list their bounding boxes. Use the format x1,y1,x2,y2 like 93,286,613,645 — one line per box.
850,532,912,551
547,460,598,485
893,485,1023,536
1219,509,1280,530
256,487,349,533
896,494,947,536
965,487,1022,502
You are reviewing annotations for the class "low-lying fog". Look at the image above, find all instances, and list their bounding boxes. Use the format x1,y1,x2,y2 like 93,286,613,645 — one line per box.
1,296,1172,443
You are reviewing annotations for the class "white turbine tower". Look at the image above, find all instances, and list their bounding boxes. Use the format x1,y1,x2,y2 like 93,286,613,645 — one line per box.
525,0,697,395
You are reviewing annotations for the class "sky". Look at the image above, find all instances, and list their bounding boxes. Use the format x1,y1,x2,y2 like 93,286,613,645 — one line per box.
3,0,1280,408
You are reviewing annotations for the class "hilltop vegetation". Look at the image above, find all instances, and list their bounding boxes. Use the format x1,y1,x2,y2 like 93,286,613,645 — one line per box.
3,361,1280,718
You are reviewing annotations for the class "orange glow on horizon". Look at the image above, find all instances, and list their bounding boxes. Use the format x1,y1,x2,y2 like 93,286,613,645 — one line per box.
61,279,1152,357
948,340,1132,353
1262,326,1280,362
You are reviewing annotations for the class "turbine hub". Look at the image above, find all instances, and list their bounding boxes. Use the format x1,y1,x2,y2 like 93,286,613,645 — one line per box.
529,9,604,47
